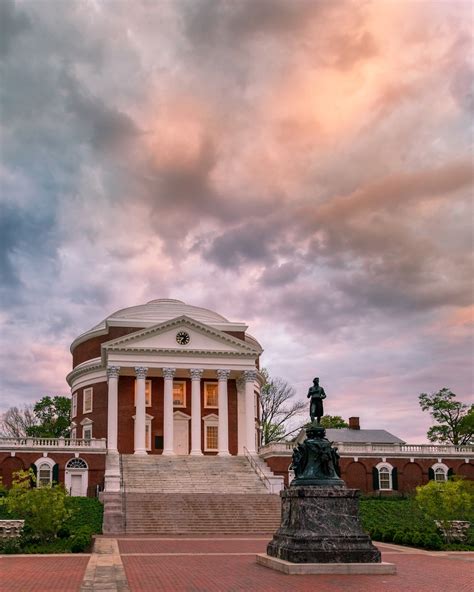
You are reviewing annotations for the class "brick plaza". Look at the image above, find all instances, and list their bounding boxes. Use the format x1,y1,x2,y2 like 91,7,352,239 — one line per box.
1,536,473,592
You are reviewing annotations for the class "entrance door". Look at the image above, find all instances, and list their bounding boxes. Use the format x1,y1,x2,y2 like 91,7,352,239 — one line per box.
173,420,189,454
70,474,83,496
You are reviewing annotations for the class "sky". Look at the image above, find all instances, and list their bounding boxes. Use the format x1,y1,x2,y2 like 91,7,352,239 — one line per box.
0,0,473,443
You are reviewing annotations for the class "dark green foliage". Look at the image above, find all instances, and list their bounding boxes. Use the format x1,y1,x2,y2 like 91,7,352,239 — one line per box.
359,498,474,551
64,497,103,534
70,526,94,553
26,396,71,438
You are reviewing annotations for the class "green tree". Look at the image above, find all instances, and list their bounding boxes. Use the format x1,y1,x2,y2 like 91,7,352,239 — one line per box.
26,396,71,438
260,369,306,445
415,478,474,543
320,415,349,429
418,388,474,445
1,470,70,540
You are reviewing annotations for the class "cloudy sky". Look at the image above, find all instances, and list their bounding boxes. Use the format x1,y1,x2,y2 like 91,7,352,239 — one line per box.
1,0,472,442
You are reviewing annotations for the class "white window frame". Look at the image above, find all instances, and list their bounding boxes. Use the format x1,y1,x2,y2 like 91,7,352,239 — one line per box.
203,413,219,452
83,387,93,414
72,392,77,418
83,425,93,440
65,458,88,497
204,382,218,409
432,462,449,482
34,457,55,488
134,379,152,407
376,462,393,490
70,422,77,440
173,380,186,408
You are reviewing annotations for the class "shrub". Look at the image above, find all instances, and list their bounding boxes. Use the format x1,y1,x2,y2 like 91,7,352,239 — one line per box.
2,470,70,541
70,526,93,553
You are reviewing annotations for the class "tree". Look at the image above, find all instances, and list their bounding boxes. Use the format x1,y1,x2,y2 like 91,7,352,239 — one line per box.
260,369,307,445
416,478,474,543
418,388,474,446
0,405,38,437
26,396,71,438
320,415,349,429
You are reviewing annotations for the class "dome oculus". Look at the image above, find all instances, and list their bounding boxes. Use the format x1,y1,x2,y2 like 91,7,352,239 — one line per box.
176,331,190,345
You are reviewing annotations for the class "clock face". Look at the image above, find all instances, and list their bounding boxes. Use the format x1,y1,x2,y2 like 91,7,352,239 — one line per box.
176,331,190,345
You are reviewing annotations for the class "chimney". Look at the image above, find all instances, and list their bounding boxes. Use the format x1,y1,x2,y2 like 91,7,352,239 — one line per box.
349,417,360,430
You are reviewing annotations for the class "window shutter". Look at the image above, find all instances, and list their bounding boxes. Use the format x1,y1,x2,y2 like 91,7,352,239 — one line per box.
52,463,59,484
392,467,398,490
428,468,434,480
30,463,37,487
447,468,454,478
372,467,379,490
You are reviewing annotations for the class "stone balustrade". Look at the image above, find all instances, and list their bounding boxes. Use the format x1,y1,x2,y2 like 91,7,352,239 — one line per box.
259,441,474,458
0,437,107,450
0,520,25,539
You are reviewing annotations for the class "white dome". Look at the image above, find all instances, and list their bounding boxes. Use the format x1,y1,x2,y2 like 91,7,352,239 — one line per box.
71,299,249,351
105,299,228,325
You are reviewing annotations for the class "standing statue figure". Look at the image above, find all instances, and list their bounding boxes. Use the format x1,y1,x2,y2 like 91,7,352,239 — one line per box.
307,377,326,424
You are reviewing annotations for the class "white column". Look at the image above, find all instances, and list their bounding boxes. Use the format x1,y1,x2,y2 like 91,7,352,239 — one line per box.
190,368,203,456
217,369,231,456
162,367,176,455
134,367,148,455
236,376,246,455
106,366,120,452
243,369,257,454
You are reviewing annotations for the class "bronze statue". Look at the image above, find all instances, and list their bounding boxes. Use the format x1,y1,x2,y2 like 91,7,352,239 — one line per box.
307,377,326,424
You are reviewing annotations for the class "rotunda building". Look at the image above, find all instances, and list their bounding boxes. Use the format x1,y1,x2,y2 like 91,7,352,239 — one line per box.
67,299,263,457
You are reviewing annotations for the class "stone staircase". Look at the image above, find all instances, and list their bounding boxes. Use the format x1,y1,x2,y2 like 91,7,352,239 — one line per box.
121,455,281,534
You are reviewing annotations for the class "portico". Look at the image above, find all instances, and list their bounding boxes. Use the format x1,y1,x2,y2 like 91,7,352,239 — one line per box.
105,365,259,456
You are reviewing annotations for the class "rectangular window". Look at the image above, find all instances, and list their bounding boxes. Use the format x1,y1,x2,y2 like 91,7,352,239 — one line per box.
83,388,93,413
83,425,92,440
72,393,77,418
379,468,391,490
135,379,152,407
204,383,218,408
173,381,186,407
71,427,77,440
206,425,218,451
38,464,52,487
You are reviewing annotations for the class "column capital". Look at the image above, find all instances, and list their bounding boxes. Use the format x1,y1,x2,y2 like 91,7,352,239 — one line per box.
189,368,203,381
243,369,257,383
162,367,176,379
217,369,231,381
107,366,120,380
135,367,148,379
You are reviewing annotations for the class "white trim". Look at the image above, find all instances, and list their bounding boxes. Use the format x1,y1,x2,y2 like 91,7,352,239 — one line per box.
431,462,449,481
34,457,55,487
83,387,93,414
375,461,394,490
132,413,154,451
203,413,219,452
65,457,89,496
203,381,218,408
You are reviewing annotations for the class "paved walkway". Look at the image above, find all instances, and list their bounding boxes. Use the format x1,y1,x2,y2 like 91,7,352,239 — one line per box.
1,537,473,591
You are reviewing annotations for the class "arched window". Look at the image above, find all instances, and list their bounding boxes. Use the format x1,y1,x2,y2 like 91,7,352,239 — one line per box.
374,462,397,491
38,462,52,486
66,458,88,470
430,463,449,482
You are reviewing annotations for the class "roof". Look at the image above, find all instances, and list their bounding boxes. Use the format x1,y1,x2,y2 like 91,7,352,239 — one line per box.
71,299,260,352
325,429,405,444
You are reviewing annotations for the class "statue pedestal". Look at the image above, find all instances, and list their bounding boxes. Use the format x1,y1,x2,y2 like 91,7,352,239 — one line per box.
267,486,381,564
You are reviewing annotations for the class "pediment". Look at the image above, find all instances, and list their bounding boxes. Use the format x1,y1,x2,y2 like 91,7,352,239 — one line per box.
101,315,259,356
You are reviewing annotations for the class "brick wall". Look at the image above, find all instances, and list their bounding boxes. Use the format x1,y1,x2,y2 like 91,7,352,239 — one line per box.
72,381,108,440
0,451,106,495
72,326,143,367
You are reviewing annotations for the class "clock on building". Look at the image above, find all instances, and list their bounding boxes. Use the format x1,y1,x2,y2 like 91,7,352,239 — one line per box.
176,331,190,345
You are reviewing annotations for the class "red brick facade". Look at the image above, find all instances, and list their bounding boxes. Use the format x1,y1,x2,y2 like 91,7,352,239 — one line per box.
263,454,474,493
0,451,106,495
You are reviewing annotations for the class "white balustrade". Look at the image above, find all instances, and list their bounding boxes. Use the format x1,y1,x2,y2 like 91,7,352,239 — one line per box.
0,437,107,450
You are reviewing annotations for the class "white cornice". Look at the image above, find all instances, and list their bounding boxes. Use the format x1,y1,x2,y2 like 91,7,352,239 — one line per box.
67,359,104,387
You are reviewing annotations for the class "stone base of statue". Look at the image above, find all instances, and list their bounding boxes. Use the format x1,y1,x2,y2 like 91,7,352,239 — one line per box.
266,487,381,564
257,419,395,575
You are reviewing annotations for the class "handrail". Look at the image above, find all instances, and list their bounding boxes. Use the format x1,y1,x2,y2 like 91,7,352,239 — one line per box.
243,446,274,493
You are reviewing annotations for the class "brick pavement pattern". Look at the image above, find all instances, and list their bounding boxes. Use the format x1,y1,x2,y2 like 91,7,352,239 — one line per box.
120,538,474,592
0,556,89,592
